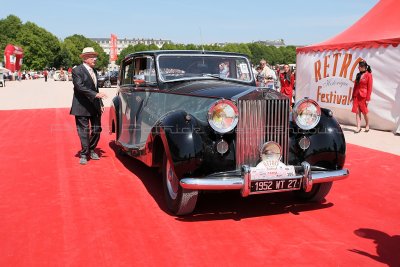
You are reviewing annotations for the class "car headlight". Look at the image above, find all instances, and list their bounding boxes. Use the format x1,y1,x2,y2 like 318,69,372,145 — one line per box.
292,98,321,130
208,99,239,133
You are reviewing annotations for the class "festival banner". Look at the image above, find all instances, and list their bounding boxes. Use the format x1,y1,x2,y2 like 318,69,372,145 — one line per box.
110,34,118,62
296,46,400,132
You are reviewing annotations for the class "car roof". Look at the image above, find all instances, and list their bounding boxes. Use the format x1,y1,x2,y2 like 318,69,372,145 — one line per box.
125,50,249,59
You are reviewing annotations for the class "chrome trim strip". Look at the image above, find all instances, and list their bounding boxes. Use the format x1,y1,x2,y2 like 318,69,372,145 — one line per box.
241,165,251,197
312,169,350,183
249,187,302,195
180,178,243,190
180,164,349,194
155,54,254,83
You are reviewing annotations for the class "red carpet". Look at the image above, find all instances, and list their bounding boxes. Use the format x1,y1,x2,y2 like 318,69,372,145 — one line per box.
0,108,399,267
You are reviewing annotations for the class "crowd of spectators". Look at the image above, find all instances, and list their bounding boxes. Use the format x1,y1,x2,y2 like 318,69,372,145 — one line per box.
2,67,74,82
254,59,296,104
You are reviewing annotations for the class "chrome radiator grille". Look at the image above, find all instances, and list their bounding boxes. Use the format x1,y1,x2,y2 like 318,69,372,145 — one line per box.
235,99,290,169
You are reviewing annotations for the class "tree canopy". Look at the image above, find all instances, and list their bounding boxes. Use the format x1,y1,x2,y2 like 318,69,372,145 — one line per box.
1,14,296,71
0,15,108,70
117,42,296,66
62,35,108,69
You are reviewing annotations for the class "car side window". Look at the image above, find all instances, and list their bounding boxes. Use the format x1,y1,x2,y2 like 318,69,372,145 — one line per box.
133,56,156,86
122,59,134,85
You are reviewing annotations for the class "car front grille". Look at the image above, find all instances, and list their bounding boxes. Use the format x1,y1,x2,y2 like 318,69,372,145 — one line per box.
235,98,290,169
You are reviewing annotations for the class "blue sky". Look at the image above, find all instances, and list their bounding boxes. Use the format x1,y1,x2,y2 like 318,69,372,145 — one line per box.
0,0,379,45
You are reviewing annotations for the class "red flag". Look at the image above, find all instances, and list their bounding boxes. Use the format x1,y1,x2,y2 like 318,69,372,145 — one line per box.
110,34,118,61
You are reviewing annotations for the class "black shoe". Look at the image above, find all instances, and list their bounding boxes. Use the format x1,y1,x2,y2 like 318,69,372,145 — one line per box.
79,156,88,165
354,128,361,134
90,151,100,160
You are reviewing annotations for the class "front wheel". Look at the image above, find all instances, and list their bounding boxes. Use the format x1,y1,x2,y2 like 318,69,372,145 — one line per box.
294,182,333,202
162,153,198,215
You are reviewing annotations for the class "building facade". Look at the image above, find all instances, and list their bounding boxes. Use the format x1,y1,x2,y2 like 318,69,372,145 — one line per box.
91,37,172,55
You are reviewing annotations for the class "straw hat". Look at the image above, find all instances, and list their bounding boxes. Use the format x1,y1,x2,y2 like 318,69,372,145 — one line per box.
80,47,98,58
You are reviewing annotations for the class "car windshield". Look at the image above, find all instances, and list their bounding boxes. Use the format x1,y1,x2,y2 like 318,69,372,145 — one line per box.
157,54,253,83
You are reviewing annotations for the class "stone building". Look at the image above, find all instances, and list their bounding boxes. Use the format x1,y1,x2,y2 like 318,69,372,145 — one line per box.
91,37,172,55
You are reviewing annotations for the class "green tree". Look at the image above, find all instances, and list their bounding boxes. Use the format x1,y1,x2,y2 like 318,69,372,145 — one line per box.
280,46,296,64
62,34,108,69
247,43,265,65
54,42,73,69
0,15,23,53
218,43,252,58
203,44,222,51
133,43,149,52
147,44,159,51
16,21,61,70
116,45,136,65
184,44,198,50
161,43,178,50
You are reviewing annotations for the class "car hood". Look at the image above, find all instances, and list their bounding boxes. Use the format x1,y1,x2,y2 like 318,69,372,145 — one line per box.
165,80,252,98
164,80,285,101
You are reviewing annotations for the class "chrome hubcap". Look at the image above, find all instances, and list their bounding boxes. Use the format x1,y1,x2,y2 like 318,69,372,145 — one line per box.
166,160,178,199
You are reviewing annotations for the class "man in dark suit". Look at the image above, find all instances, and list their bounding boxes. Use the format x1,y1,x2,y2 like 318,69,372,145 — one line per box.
70,47,107,165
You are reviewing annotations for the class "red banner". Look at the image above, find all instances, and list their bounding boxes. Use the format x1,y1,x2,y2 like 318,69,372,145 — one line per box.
110,34,118,62
4,44,24,72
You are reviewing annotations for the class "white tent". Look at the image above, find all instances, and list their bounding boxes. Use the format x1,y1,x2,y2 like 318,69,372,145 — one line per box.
296,0,400,133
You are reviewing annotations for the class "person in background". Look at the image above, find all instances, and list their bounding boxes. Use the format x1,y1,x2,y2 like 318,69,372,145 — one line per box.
279,64,295,106
274,64,281,90
351,60,373,133
275,64,281,78
255,66,265,87
43,69,48,82
70,47,107,165
219,62,230,78
68,67,72,81
59,67,65,81
259,59,276,81
264,75,275,90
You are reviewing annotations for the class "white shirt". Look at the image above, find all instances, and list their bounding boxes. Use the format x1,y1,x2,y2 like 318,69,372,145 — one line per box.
261,65,277,80
83,63,97,86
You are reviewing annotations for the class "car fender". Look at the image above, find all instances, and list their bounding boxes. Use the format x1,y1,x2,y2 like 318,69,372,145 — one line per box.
289,108,346,169
155,110,203,177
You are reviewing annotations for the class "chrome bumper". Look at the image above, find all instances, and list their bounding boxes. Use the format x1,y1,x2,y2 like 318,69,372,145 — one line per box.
180,162,349,197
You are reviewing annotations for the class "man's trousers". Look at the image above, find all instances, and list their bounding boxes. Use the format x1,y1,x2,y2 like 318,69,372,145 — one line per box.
75,115,102,157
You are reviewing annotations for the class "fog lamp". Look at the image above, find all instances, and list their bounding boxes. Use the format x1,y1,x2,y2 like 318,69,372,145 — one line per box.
216,139,229,155
299,136,311,150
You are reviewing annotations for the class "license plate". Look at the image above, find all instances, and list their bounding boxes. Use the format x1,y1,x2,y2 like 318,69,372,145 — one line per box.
250,178,301,193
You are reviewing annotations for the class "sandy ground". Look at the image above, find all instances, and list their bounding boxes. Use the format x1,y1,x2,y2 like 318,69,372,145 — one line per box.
1,78,399,155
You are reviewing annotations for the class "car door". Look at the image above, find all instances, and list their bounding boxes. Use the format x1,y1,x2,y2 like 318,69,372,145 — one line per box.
118,55,157,148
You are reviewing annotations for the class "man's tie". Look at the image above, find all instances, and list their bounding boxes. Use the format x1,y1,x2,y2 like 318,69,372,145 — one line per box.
88,68,97,87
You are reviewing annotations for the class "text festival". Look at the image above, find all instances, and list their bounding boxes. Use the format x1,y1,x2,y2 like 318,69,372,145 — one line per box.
313,52,363,106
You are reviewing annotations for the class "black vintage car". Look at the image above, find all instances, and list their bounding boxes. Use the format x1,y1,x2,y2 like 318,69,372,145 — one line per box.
98,70,119,88
109,50,349,215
